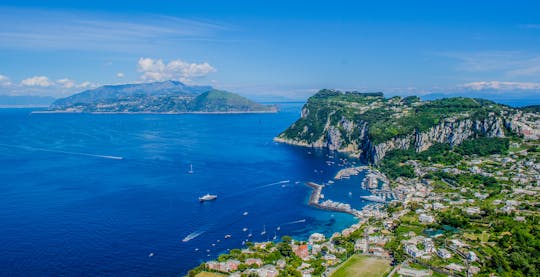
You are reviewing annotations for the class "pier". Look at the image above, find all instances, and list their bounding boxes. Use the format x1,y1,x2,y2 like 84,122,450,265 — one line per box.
305,182,361,216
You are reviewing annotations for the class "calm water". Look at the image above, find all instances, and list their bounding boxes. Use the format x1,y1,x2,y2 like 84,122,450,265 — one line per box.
0,104,369,276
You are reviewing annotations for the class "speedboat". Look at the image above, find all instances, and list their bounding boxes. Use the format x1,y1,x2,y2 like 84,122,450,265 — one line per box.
199,194,217,202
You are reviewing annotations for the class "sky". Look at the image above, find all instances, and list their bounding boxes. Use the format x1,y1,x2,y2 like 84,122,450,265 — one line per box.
0,0,540,100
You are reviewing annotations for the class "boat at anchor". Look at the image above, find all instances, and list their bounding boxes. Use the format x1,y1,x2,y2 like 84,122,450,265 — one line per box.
199,194,217,202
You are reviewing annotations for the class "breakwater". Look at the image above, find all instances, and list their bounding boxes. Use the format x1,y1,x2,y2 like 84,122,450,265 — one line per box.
305,182,361,216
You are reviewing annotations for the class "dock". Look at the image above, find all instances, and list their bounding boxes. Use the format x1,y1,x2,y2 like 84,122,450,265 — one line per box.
305,182,361,216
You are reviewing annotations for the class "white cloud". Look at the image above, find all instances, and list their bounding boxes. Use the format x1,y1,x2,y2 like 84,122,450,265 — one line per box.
137,57,216,82
56,78,76,88
77,81,95,88
461,81,540,91
0,74,11,86
116,72,125,78
21,76,53,87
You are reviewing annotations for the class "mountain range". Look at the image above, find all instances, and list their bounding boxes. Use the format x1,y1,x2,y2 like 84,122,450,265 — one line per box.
48,81,277,113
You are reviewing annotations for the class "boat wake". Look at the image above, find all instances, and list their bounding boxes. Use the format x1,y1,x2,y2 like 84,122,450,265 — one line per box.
283,219,306,225
222,180,291,199
182,230,205,242
0,143,123,160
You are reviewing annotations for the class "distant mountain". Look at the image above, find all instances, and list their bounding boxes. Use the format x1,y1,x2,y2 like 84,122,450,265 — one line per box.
49,81,276,113
0,95,56,107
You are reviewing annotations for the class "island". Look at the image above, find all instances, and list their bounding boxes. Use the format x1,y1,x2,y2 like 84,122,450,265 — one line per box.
43,80,277,113
188,89,540,277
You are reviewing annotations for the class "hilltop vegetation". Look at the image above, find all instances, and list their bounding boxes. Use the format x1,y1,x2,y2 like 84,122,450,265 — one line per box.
276,89,537,164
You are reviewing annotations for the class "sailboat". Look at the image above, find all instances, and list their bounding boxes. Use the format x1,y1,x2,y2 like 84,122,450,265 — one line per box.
260,225,266,236
272,229,277,240
188,164,194,174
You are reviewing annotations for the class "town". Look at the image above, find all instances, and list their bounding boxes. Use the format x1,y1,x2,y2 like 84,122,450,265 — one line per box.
189,122,539,277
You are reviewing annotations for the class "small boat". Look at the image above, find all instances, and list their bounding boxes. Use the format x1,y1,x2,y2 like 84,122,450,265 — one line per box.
195,248,199,251
224,234,232,239
349,192,352,196
242,228,248,232
188,164,194,174
211,243,215,247
243,211,248,216
248,233,252,238
148,252,154,257
276,226,281,231
199,194,217,202
260,225,266,236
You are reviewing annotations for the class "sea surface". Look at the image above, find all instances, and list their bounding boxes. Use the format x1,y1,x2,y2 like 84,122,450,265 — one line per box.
0,104,371,276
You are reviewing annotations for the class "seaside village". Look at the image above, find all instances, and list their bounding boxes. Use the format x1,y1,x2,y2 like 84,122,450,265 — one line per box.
191,138,540,277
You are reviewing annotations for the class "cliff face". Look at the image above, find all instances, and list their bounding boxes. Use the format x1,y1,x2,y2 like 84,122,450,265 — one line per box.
276,90,538,164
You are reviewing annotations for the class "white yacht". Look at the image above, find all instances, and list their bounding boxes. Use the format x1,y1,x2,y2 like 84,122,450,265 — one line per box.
199,194,217,202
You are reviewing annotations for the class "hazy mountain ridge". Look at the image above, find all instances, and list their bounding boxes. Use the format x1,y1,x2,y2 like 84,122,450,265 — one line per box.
49,81,276,113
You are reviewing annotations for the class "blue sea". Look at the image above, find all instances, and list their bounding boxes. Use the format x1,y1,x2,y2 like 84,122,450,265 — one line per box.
0,104,371,276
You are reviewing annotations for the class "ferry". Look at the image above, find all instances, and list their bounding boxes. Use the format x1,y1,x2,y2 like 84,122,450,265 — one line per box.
199,194,217,202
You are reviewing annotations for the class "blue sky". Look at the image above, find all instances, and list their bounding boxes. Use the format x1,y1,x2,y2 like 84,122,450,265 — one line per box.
1,0,540,100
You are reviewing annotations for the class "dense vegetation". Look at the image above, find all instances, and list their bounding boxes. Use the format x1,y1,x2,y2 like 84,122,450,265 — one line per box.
279,90,509,151
379,138,509,179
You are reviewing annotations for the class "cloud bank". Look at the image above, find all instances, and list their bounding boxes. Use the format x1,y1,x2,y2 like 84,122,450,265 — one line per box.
137,58,216,83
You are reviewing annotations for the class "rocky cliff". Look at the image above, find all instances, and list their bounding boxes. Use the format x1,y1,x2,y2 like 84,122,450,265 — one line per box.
276,90,538,164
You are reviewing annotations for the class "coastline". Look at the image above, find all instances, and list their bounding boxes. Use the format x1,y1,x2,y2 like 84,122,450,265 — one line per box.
31,110,279,115
189,168,390,276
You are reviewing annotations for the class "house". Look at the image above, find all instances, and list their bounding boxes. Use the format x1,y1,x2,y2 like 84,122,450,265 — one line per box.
308,233,325,243
206,260,240,273
244,265,279,277
419,213,435,224
293,244,309,260
323,254,339,266
404,244,424,258
446,263,465,272
276,259,286,269
468,251,478,262
423,238,435,253
369,246,388,257
355,238,368,253
437,248,452,259
245,258,263,267
310,244,322,255
465,207,482,216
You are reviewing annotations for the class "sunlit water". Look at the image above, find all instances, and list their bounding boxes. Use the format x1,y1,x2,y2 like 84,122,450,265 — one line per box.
0,104,370,276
